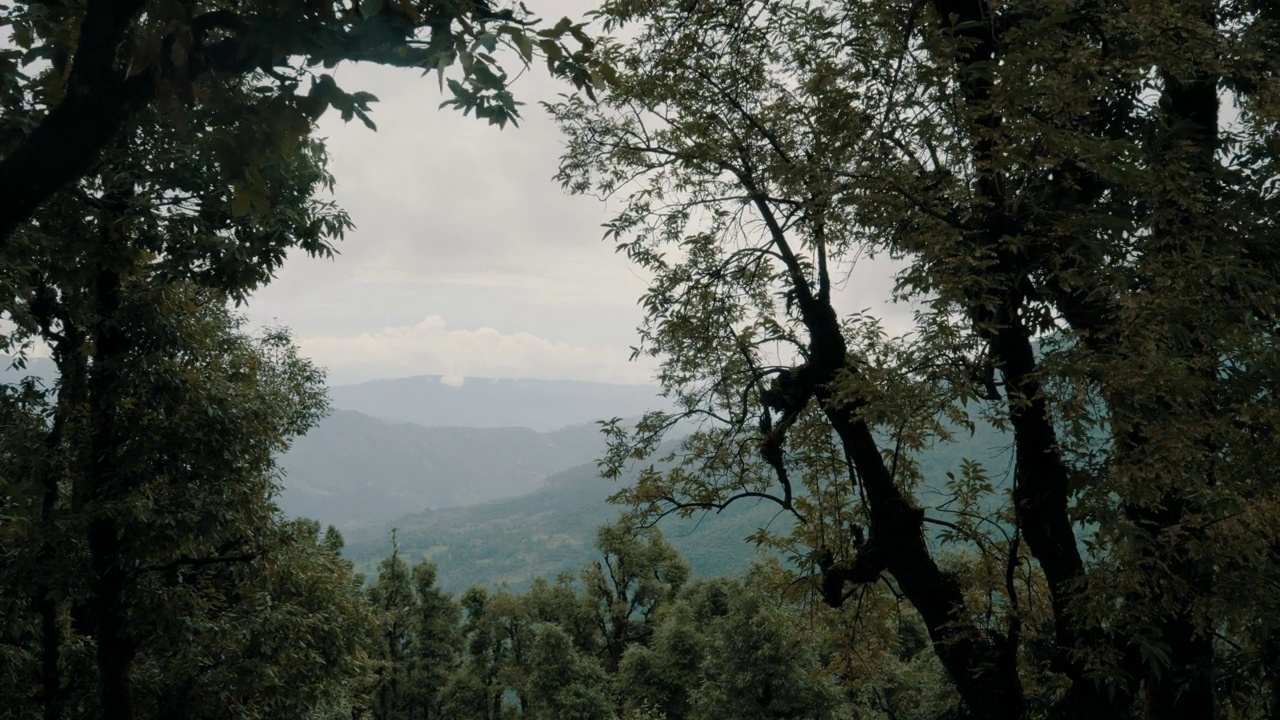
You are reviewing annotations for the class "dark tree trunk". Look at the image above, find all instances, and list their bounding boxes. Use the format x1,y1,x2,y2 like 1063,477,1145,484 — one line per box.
1145,615,1215,720
790,295,1028,719
37,395,67,720
37,307,88,720
0,0,149,245
917,1,1144,715
1137,3,1220,716
38,458,63,720
86,188,139,720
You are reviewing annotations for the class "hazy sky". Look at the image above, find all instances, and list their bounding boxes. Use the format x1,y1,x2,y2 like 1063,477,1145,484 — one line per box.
244,2,905,386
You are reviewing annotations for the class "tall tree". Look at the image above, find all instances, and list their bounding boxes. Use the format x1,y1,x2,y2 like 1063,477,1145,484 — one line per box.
580,522,688,673
1,56,363,720
0,295,373,720
366,541,465,720
407,560,464,720
369,539,418,720
554,1,1280,718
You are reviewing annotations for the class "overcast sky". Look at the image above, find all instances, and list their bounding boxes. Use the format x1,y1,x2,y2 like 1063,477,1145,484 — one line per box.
243,1,906,387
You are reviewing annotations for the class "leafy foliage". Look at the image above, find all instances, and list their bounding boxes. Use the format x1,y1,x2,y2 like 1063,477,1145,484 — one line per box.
364,522,881,720
0,0,604,242
1,26,384,720
552,0,1280,717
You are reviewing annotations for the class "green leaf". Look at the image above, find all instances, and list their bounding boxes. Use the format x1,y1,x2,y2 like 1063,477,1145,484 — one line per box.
231,186,251,217
512,32,533,63
353,107,377,131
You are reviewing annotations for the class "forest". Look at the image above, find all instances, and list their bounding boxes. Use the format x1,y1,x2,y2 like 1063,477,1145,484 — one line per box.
2,0,1279,719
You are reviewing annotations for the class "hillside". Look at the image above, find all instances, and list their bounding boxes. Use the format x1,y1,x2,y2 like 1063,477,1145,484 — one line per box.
342,416,1015,594
342,460,787,593
276,410,611,529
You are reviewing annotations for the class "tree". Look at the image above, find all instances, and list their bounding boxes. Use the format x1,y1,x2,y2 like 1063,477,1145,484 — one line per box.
688,577,843,720
616,568,848,720
0,295,373,720
366,544,464,720
522,624,616,720
130,520,379,720
0,0,601,243
369,539,418,720
0,52,366,720
408,559,464,720
580,522,689,672
554,1,1280,718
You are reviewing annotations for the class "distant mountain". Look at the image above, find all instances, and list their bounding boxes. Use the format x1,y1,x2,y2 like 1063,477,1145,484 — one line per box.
276,410,611,530
341,460,787,594
328,375,669,431
3,359,666,433
340,417,1017,594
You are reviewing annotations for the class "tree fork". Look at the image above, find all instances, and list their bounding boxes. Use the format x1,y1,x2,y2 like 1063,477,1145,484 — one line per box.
790,290,1027,719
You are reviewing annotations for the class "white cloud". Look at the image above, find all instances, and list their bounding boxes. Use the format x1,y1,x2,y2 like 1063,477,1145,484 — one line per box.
298,315,657,386
243,17,916,386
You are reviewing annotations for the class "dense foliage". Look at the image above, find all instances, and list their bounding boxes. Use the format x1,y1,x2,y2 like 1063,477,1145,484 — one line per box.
0,2,595,719
552,0,1280,718
0,0,600,241
0,59,373,716
3,0,1277,719
360,522,946,720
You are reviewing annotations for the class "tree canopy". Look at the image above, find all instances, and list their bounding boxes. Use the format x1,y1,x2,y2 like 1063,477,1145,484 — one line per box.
3,0,1279,718
0,2,608,718
0,0,600,242
553,0,1280,717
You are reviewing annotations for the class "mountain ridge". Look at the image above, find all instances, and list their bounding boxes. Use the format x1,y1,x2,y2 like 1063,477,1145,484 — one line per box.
276,409,613,530
327,374,668,431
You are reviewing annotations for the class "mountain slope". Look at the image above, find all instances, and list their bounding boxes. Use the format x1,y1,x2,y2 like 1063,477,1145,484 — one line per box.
340,418,1017,594
276,410,610,529
341,461,786,593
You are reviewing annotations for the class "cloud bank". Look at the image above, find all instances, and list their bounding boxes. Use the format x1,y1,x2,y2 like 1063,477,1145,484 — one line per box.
298,315,657,386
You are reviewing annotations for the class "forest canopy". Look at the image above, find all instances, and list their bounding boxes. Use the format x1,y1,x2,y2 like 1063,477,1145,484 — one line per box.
553,0,1280,718
2,0,1279,719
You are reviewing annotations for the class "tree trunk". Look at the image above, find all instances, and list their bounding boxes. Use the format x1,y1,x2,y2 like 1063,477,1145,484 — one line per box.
800,298,1028,720
0,0,149,245
86,189,139,720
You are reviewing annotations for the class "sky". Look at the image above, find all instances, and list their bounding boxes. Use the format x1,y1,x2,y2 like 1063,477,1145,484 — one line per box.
243,1,907,387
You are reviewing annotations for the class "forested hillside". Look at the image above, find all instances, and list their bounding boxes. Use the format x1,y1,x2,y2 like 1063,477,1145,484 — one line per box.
343,460,788,591
276,411,610,528
341,415,1013,592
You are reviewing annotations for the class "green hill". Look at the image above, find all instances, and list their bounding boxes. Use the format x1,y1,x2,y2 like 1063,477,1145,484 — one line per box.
342,416,1016,594
342,460,787,593
277,411,611,530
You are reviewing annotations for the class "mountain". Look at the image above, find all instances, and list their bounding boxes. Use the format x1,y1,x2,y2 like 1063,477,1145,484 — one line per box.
276,410,611,530
341,460,786,594
340,417,1017,594
327,375,668,431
